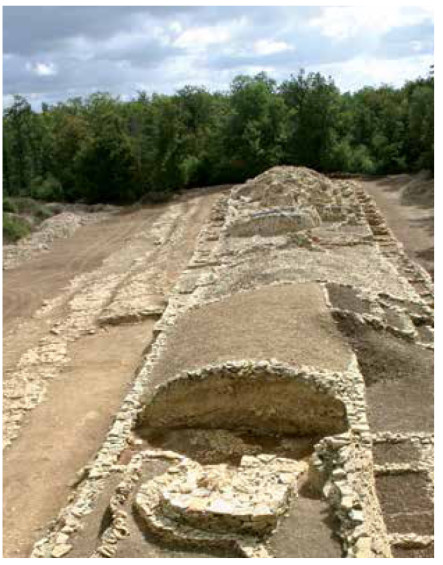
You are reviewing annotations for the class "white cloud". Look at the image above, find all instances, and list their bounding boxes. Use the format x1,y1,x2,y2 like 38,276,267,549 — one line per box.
3,93,15,108
26,61,57,76
3,6,434,106
169,21,182,34
310,6,433,41
253,39,293,56
36,62,57,76
314,54,434,92
411,40,424,53
174,25,231,49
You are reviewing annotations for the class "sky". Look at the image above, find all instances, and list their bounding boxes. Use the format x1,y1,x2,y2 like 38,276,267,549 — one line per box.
3,5,434,108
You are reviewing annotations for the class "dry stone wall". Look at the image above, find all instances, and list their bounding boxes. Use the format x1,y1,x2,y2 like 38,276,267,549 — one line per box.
32,167,433,558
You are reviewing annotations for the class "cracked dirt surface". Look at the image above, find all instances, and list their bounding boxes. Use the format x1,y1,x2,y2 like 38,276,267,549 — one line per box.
2,186,228,557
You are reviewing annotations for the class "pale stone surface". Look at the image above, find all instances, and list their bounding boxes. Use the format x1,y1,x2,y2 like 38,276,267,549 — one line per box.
135,454,307,553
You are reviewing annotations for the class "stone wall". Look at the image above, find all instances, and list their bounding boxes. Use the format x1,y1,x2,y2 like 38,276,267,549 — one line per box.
32,167,433,559
141,362,348,436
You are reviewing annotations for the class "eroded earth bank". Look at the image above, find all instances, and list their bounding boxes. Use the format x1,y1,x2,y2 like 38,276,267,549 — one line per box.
3,169,433,558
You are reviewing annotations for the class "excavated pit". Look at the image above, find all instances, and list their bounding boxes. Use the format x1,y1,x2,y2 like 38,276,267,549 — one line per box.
131,362,348,557
127,429,342,558
139,428,318,465
30,167,433,559
139,365,348,436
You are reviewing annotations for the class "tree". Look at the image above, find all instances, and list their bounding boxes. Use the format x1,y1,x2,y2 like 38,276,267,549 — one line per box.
3,96,41,194
226,72,288,179
2,68,435,204
280,70,341,170
75,94,138,202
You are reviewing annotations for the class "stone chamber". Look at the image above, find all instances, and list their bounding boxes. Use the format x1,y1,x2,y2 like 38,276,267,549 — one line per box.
31,167,434,558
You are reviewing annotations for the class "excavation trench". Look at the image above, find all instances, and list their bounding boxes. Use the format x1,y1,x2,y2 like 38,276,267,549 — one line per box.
139,363,348,436
124,282,352,556
129,363,347,557
3,188,226,558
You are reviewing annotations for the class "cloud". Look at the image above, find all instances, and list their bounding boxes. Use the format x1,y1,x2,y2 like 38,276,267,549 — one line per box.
313,54,434,93
2,6,434,108
174,25,231,49
30,62,57,76
309,6,433,41
253,39,294,56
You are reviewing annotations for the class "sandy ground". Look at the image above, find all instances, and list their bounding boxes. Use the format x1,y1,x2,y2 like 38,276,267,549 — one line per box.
361,174,434,277
2,187,226,557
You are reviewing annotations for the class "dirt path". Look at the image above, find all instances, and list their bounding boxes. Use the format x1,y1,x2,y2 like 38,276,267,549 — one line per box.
3,187,226,557
361,174,434,277
3,206,169,394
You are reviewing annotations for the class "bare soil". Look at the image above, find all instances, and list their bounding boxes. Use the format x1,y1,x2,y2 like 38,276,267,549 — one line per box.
361,174,434,277
392,544,434,558
2,187,225,557
268,477,342,558
3,321,156,557
147,283,353,394
375,472,433,535
335,316,433,433
3,208,146,324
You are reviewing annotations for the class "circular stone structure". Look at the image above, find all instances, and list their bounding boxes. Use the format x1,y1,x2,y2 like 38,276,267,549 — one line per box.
135,454,308,553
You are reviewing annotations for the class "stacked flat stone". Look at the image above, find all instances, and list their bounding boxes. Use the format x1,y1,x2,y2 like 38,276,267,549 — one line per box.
136,454,307,545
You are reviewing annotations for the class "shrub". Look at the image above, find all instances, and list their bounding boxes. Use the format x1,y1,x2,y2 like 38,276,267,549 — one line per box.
142,189,173,204
34,205,53,221
3,197,17,213
13,197,42,215
13,197,53,219
179,156,201,186
3,213,31,242
30,174,64,201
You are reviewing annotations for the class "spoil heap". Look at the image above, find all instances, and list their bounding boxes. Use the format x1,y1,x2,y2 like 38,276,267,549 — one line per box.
32,167,433,559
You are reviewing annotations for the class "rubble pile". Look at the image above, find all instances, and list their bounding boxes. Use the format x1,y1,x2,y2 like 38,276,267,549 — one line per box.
226,167,360,237
136,455,307,548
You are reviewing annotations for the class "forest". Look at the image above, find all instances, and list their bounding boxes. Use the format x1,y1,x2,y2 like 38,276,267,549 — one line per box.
3,68,434,206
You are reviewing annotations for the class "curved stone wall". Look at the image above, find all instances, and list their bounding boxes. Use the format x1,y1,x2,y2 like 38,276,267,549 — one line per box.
31,167,433,559
140,361,348,436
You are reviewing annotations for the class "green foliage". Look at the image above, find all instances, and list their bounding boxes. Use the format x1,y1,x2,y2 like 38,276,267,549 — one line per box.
2,67,434,204
3,213,31,242
3,197,17,213
281,70,341,170
226,73,288,178
179,155,202,186
407,84,434,172
10,197,53,223
30,174,64,201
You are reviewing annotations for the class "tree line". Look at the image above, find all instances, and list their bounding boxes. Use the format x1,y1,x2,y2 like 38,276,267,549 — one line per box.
3,68,434,204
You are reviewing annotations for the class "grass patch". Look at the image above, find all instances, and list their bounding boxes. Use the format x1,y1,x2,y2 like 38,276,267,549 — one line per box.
3,213,31,243
6,197,55,222
3,197,17,213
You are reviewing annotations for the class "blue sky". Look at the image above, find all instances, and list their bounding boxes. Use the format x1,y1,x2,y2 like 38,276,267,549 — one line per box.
3,5,434,108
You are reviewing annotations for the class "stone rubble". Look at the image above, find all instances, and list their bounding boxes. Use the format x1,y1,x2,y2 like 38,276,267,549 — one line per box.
134,453,307,556
30,167,433,558
3,207,119,271
3,202,190,448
